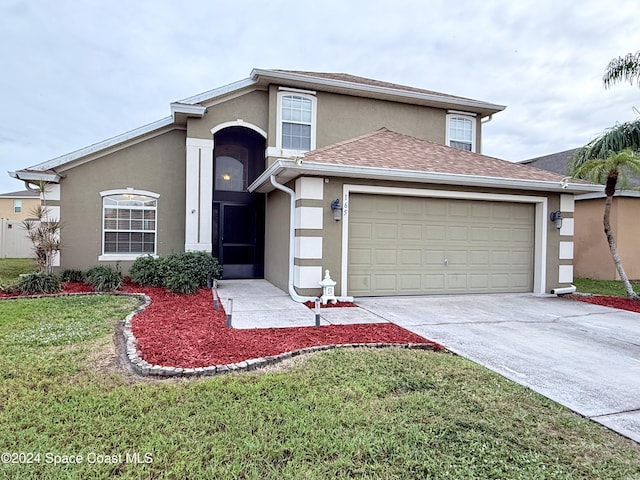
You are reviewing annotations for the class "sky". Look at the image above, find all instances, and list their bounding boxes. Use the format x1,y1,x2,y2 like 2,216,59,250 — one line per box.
1,0,639,193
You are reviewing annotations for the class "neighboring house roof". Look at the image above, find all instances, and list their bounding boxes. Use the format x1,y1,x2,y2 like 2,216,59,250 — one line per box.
10,68,506,183
519,148,580,176
0,189,39,198
250,128,601,194
522,147,640,189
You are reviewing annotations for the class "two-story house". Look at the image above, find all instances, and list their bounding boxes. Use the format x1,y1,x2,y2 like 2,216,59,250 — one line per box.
9,69,600,299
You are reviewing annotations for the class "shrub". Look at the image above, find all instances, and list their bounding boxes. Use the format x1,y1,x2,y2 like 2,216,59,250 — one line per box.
129,255,163,287
130,252,222,293
60,269,85,283
85,265,122,292
165,273,198,294
161,251,222,288
17,273,62,295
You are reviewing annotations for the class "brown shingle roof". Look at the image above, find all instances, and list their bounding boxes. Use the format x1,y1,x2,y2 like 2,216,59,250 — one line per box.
275,70,477,102
302,128,567,183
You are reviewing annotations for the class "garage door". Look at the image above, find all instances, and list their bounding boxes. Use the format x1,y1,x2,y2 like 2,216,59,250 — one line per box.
347,194,534,296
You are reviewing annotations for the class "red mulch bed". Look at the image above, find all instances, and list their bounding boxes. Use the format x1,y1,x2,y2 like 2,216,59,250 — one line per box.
129,286,437,368
2,281,439,368
566,294,640,313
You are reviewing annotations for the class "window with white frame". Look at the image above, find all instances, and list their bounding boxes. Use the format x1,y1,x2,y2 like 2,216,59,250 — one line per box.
101,192,158,255
13,200,22,213
277,91,317,153
446,114,476,152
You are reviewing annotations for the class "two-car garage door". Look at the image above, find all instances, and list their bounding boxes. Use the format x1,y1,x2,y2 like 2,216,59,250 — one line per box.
347,194,534,296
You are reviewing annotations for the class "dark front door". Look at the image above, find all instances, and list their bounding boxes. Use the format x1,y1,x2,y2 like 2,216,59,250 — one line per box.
212,127,265,279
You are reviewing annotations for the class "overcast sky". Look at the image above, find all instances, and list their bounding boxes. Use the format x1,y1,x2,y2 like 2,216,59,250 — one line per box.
1,0,639,193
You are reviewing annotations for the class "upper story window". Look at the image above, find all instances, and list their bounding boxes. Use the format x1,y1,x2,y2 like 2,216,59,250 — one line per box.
13,200,22,213
276,89,317,155
100,190,158,258
446,113,476,152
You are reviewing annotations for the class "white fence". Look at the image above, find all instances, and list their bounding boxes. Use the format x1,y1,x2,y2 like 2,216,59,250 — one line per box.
0,219,35,258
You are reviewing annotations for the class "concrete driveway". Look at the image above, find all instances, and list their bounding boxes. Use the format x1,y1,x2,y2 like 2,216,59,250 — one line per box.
356,294,640,443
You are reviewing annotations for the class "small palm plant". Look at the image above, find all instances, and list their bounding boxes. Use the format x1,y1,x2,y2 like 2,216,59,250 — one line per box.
570,148,640,300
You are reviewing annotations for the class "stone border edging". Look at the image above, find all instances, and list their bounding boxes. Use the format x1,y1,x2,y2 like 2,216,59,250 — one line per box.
2,291,445,378
118,293,444,378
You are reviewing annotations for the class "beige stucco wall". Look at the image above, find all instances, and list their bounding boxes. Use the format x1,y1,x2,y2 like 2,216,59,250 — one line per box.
58,129,187,273
265,86,468,154
187,90,269,140
0,197,41,220
264,188,291,292
575,197,640,280
291,177,567,297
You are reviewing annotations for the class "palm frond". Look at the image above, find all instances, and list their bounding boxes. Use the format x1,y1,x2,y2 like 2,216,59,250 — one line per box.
570,119,640,172
603,51,640,88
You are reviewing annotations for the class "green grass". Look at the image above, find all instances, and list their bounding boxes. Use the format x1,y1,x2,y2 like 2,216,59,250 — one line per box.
0,258,36,287
1,296,639,479
574,277,640,297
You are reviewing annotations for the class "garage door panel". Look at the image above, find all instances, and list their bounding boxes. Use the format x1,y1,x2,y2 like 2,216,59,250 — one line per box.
349,248,372,266
348,194,534,296
425,225,446,240
400,249,421,265
424,250,445,265
373,274,397,292
448,226,469,241
350,222,373,239
423,274,445,290
374,249,397,265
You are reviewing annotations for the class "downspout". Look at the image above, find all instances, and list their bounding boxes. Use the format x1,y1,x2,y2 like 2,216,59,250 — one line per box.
269,174,317,303
550,285,577,295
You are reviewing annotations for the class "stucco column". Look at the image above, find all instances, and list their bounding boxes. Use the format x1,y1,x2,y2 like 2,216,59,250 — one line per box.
185,137,214,251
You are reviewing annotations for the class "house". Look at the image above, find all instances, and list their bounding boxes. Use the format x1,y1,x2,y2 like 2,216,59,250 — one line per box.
522,149,640,281
9,69,601,298
0,189,40,221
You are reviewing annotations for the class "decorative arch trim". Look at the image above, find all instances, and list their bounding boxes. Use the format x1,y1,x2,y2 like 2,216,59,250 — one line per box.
210,120,267,139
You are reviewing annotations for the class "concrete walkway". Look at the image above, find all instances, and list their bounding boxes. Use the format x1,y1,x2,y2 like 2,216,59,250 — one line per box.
215,279,386,329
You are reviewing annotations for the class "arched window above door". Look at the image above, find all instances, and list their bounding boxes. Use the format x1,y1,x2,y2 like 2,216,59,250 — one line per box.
214,144,249,192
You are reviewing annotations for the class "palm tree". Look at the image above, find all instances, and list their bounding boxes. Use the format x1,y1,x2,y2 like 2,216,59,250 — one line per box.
570,148,640,299
603,51,640,88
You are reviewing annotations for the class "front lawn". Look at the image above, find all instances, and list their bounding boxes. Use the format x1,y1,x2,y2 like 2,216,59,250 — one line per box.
1,295,639,478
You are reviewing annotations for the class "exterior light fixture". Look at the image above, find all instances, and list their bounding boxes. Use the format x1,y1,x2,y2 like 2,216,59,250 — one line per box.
550,211,563,230
331,198,342,221
222,173,231,181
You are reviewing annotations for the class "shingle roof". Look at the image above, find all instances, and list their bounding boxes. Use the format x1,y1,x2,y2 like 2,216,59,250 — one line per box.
274,70,475,102
519,148,580,175
0,189,39,198
302,128,568,183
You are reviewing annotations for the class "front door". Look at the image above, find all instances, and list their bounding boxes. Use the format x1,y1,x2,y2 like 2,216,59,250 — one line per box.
212,127,265,279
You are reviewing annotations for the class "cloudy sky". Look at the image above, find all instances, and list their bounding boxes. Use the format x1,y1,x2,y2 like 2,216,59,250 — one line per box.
1,0,639,193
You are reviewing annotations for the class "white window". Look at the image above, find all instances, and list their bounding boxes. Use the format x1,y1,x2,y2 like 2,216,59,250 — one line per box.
275,90,317,155
13,200,22,213
100,190,159,259
446,114,476,152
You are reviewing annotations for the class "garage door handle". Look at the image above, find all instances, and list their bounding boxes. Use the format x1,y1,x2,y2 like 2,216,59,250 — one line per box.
444,259,448,266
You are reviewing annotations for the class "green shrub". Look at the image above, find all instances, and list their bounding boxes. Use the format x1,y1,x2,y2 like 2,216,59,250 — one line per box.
17,273,62,295
129,252,222,293
129,255,163,287
165,273,198,294
85,265,122,292
60,269,85,283
161,251,222,288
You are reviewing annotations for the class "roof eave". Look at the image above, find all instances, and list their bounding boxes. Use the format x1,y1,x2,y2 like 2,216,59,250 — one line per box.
250,69,505,117
249,160,601,194
10,170,62,184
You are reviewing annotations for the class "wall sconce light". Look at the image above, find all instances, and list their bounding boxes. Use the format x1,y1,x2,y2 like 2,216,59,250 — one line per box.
331,198,342,221
550,211,563,230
